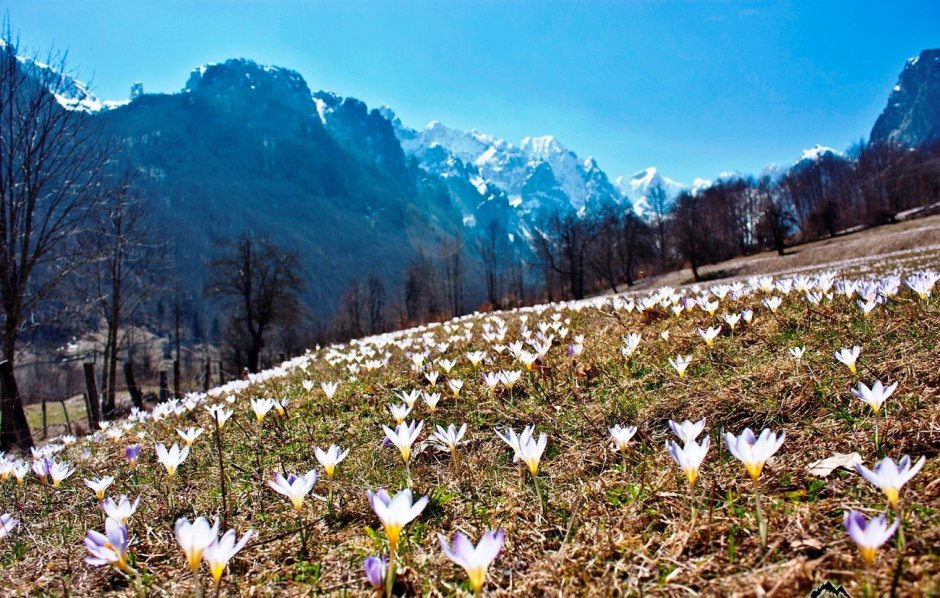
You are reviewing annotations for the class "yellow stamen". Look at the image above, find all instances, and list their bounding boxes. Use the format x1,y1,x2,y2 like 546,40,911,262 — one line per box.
466,566,487,594
884,487,899,509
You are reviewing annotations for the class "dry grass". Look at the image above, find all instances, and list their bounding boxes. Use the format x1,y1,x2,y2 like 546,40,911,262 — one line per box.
1,268,938,597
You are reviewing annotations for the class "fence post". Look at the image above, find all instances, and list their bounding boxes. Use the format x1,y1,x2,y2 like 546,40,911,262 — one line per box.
41,397,47,438
60,399,72,435
204,361,211,392
173,359,181,399
83,362,101,429
159,371,169,402
123,362,143,409
218,361,224,386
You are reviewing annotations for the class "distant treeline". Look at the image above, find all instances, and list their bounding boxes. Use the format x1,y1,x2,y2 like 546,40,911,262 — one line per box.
329,138,940,339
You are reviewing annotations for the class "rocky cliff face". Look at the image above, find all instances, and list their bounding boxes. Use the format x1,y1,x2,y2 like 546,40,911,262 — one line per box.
871,49,940,148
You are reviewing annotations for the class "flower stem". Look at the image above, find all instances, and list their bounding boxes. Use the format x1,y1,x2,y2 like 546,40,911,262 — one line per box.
532,471,545,515
754,479,767,549
896,501,906,550
385,548,397,597
213,414,229,529
297,511,308,558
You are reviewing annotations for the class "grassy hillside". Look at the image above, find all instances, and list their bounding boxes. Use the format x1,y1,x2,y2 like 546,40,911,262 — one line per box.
1,255,938,595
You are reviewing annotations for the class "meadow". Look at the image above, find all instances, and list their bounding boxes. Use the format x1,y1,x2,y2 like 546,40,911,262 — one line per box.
1,263,938,597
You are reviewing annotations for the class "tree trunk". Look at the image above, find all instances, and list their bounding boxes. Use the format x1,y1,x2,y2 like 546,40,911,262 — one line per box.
0,360,32,451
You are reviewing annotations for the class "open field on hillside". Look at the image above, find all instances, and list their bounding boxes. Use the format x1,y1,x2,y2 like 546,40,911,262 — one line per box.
630,214,940,290
1,266,938,597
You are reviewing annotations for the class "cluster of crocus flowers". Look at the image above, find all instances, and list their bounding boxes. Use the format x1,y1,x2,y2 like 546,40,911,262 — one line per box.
175,516,252,588
439,529,505,594
32,457,74,488
85,518,134,574
176,516,219,574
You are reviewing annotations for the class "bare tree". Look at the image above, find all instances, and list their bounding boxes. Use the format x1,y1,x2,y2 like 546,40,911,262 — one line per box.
474,219,504,308
77,172,161,418
647,182,670,272
366,273,386,334
0,28,112,449
337,278,364,338
206,233,306,373
440,230,465,317
616,209,652,286
754,178,794,256
670,192,709,282
536,211,597,300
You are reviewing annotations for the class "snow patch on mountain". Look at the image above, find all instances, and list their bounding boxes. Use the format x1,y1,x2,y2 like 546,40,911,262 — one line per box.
1,41,128,113
614,167,687,218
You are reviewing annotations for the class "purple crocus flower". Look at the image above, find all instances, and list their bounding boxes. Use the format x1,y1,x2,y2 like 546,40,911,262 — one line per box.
31,457,52,482
0,513,18,539
85,518,134,573
363,555,387,589
126,444,141,469
844,510,898,566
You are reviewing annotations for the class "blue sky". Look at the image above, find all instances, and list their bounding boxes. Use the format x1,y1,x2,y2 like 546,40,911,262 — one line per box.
6,0,939,183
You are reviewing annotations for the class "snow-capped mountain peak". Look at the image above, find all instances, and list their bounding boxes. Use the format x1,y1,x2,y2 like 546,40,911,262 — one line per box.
797,144,842,163
614,167,687,218
1,40,128,113
391,117,624,217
